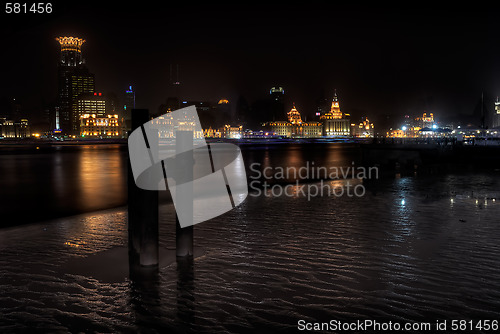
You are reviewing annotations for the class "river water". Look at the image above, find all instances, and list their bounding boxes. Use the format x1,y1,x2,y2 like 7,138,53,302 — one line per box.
1,142,500,332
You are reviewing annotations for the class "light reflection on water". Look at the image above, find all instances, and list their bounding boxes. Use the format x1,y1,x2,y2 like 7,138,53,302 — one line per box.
0,144,127,226
0,143,500,332
77,146,126,212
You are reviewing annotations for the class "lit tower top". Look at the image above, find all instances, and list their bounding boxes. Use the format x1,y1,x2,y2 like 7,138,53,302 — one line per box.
56,36,86,67
320,89,345,120
287,103,303,125
270,86,285,102
330,89,343,119
270,86,284,95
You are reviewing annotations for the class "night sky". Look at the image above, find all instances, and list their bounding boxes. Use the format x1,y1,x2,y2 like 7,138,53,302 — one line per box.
2,2,500,129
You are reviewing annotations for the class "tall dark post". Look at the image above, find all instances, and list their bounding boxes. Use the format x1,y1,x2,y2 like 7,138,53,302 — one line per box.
176,130,194,258
127,109,159,269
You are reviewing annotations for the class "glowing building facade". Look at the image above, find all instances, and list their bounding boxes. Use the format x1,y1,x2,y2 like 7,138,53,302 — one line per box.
80,114,120,138
265,104,322,138
74,92,108,135
0,118,29,138
320,90,351,136
221,125,243,139
415,112,434,129
351,117,375,137
287,104,302,125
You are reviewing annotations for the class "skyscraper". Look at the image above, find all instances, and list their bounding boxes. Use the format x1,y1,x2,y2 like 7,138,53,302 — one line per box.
123,85,135,132
56,36,95,134
270,86,285,121
124,86,136,112
76,93,106,117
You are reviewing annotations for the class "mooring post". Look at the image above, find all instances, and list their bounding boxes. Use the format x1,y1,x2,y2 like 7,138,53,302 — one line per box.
175,130,194,258
127,108,159,269
139,126,159,267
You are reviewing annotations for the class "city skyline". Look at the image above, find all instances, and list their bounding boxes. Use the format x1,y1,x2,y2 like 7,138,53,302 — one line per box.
3,4,500,332
2,4,500,132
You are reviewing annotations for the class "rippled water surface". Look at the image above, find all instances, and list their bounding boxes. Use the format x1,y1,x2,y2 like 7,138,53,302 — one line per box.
1,143,500,333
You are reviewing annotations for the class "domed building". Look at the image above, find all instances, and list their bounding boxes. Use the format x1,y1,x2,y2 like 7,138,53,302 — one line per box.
287,104,302,125
265,103,322,138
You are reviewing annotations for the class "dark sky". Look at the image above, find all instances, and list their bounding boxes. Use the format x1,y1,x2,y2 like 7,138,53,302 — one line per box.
2,2,500,128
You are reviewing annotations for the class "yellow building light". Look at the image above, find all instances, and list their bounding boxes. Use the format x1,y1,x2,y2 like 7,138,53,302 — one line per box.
56,36,86,52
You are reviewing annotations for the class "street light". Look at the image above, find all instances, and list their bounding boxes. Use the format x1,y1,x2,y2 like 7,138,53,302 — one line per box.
401,126,407,143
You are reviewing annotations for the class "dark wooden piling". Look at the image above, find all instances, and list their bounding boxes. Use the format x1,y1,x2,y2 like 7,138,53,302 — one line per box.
175,130,194,258
128,109,159,269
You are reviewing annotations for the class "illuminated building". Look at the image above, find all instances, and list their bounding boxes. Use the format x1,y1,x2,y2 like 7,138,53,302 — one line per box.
0,118,29,138
386,129,405,138
56,37,85,66
80,114,120,138
74,92,107,135
56,36,95,135
17,119,29,138
414,112,434,129
266,120,292,137
76,93,106,116
203,126,222,138
220,125,243,139
492,97,500,128
148,113,204,139
0,118,15,138
351,117,375,137
264,104,323,138
320,90,351,136
287,104,302,124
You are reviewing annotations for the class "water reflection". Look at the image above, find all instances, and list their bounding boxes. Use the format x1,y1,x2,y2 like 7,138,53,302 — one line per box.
242,142,361,184
0,144,128,227
1,144,500,332
78,145,126,212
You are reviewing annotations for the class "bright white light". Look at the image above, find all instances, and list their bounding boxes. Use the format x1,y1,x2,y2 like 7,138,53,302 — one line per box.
432,124,438,129
402,126,407,131
401,199,405,205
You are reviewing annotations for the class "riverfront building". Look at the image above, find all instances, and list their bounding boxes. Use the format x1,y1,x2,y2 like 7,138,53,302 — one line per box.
264,104,322,138
56,36,95,135
320,90,351,137
351,117,375,138
80,114,120,138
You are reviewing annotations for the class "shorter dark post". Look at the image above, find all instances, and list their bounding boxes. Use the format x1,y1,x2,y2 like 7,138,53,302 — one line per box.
175,130,194,258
